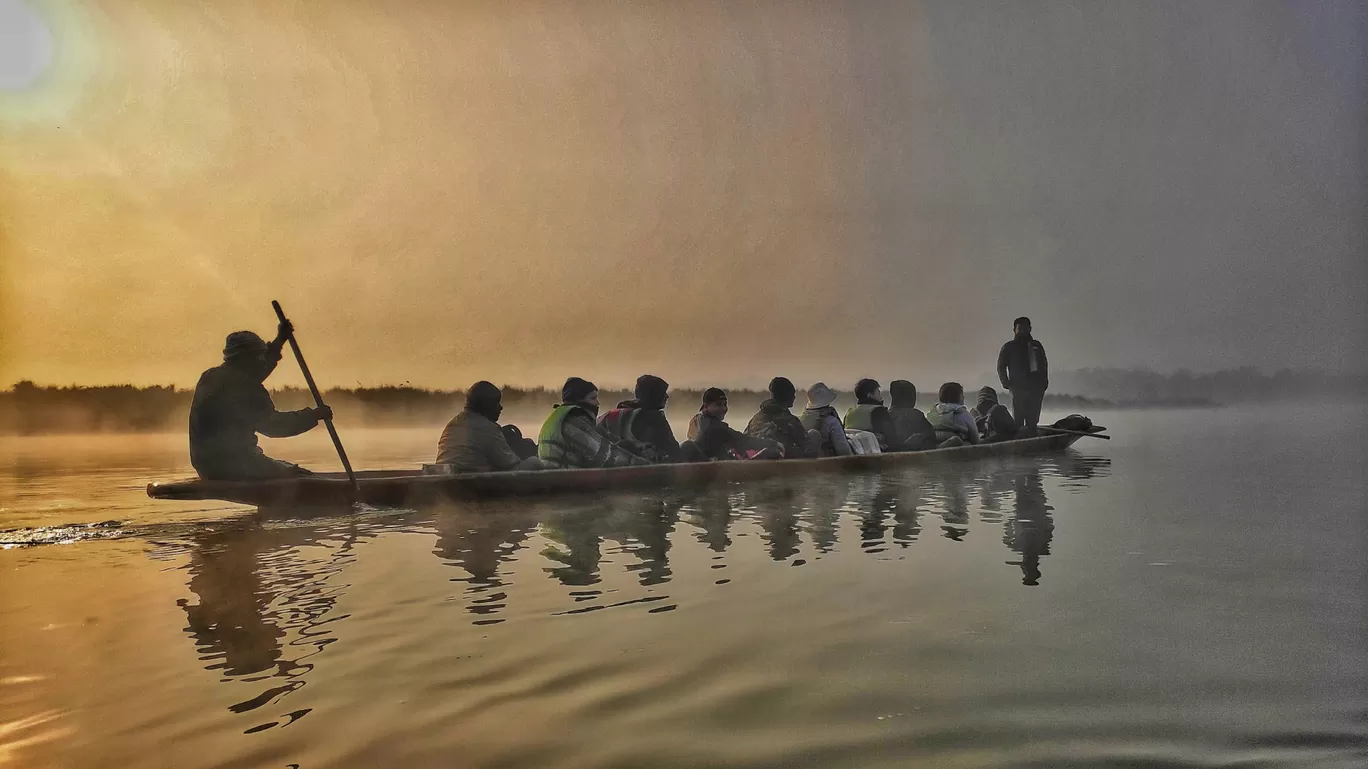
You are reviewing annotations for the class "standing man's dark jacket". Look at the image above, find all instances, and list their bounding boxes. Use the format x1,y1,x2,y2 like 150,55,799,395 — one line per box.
189,334,320,480
997,337,1049,392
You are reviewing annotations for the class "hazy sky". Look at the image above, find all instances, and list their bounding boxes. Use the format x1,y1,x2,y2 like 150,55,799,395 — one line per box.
1,0,1363,390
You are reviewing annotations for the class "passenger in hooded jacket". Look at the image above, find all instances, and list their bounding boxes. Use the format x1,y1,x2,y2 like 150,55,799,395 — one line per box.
887,380,939,451
745,377,820,458
971,386,1018,443
596,374,682,462
436,381,545,473
538,378,652,469
926,382,979,446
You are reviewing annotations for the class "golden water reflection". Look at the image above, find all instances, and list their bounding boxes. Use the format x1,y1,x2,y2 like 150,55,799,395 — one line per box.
165,453,1110,731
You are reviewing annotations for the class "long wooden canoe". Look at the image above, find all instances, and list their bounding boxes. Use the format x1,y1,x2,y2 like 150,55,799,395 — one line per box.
146,428,1103,510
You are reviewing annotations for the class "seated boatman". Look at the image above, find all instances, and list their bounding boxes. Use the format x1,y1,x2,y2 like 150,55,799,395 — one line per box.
596,374,682,462
188,322,332,480
436,381,545,473
538,377,653,469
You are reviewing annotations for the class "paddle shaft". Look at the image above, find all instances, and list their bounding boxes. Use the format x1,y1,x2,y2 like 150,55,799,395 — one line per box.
1039,426,1111,440
271,300,359,487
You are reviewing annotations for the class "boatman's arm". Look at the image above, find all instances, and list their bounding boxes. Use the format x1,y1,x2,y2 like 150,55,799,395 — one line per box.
251,388,329,438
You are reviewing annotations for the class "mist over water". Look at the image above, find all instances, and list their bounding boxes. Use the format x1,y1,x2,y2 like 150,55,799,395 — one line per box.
1,1,1364,390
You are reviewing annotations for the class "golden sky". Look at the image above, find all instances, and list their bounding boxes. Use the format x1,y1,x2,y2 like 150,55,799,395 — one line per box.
1,0,1364,390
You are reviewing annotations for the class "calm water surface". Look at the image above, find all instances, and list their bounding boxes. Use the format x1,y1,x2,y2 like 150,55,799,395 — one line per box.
1,407,1364,768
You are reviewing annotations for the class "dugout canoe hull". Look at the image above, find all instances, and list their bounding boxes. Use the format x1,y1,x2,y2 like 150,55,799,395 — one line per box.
146,429,1100,510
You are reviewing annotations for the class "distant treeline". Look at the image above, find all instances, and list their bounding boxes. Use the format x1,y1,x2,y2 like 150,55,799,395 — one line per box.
0,367,1362,435
1045,367,1367,406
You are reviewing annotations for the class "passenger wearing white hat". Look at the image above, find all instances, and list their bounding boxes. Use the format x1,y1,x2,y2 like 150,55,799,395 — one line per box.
799,383,855,456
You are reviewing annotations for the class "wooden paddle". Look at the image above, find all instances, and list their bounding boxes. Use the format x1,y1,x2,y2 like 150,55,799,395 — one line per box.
1039,426,1111,440
271,300,359,491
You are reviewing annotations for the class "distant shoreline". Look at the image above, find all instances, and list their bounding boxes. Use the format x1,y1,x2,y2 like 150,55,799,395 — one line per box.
0,382,1217,436
4,368,1364,436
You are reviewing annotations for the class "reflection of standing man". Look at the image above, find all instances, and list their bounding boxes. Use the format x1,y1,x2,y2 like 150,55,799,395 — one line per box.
1004,468,1054,586
996,316,1049,434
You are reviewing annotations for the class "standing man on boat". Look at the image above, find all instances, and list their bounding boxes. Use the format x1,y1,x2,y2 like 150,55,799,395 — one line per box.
188,322,332,480
996,316,1049,434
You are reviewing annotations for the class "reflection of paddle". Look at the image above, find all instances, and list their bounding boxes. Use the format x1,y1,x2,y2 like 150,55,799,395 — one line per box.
1040,426,1111,440
271,300,359,492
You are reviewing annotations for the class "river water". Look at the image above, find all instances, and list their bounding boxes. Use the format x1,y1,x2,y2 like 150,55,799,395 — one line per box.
1,407,1364,768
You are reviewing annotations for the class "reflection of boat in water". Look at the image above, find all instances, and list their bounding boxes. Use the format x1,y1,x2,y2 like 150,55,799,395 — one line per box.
146,429,1105,510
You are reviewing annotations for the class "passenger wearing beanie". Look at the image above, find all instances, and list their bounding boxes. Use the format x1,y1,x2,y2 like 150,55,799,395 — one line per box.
745,377,819,458
188,319,332,480
436,381,544,473
842,378,902,451
537,378,652,469
888,380,939,450
686,388,783,461
596,374,682,462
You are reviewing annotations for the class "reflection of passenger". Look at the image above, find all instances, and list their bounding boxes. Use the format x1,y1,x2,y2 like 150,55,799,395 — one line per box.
1004,468,1054,585
891,481,927,546
932,465,975,539
618,499,678,587
538,506,605,586
682,489,735,553
800,479,846,553
431,504,534,621
747,485,803,561
864,480,898,553
536,496,680,587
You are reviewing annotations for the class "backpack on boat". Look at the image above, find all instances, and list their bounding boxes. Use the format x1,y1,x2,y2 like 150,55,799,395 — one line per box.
1050,414,1093,433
